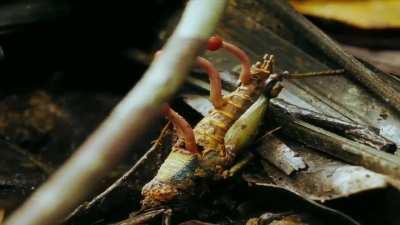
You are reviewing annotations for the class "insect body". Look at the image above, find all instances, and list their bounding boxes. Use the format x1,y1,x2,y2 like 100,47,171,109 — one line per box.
141,36,279,209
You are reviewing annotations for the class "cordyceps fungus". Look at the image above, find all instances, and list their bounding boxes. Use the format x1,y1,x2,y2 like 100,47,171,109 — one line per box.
207,35,252,85
161,104,199,154
139,35,280,224
155,50,224,109
154,35,256,157
155,48,226,156
195,57,224,109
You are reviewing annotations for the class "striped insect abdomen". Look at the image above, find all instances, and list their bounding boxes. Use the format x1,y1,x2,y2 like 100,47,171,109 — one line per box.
141,54,274,209
194,79,265,169
141,147,198,208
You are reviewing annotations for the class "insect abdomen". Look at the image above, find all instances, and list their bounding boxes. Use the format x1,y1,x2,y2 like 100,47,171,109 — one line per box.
194,82,260,154
141,148,198,208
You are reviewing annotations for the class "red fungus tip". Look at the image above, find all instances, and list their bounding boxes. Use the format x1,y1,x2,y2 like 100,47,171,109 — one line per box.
207,35,223,51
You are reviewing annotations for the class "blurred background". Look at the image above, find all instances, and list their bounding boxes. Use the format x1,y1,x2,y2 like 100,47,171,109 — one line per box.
0,0,400,224
291,0,400,74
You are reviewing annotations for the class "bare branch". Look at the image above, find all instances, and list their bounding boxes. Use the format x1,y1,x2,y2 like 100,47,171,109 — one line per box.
4,1,227,225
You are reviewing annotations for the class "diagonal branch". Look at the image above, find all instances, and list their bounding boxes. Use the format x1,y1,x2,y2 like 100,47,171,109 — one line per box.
4,1,228,225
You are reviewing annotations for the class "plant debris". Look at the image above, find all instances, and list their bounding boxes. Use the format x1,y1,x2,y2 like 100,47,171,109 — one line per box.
257,135,307,176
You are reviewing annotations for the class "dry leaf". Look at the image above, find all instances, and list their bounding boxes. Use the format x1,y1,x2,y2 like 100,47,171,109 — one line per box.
291,0,400,29
0,209,4,224
257,135,307,175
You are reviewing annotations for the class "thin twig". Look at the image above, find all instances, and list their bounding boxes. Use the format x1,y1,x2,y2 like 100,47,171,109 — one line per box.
64,122,171,222
1,140,54,175
270,99,397,152
4,1,228,225
270,107,400,179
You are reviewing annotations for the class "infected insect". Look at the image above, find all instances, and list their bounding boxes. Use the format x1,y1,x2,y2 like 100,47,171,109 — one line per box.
131,35,343,223
141,36,281,209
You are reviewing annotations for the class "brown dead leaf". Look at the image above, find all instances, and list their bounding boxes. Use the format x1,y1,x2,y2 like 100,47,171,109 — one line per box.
0,209,4,224
291,0,400,29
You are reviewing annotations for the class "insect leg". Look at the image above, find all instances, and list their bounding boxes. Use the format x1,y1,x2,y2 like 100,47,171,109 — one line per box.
162,209,173,225
196,57,224,109
257,56,284,98
269,83,284,98
264,78,283,98
222,153,255,178
162,104,199,154
252,54,275,80
282,69,345,79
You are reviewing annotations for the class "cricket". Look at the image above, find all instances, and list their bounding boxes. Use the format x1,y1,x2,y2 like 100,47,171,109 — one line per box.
2,1,400,225
128,35,344,224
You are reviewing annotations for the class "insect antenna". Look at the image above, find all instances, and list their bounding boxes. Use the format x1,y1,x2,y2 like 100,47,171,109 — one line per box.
281,69,345,79
263,69,345,98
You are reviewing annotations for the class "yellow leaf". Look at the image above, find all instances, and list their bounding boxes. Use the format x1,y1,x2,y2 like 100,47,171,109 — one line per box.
291,0,400,29
0,209,4,224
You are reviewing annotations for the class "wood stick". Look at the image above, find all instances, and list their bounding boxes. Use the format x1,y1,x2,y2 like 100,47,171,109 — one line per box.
270,105,400,179
4,1,228,225
63,123,171,223
270,99,397,153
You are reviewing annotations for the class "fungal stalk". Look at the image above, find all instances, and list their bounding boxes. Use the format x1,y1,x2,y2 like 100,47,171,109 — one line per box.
156,50,224,109
207,35,252,84
196,57,224,108
162,104,198,154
